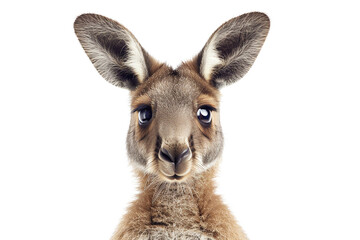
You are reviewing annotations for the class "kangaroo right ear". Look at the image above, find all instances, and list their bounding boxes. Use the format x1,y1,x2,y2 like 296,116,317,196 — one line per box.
74,14,161,90
194,12,270,88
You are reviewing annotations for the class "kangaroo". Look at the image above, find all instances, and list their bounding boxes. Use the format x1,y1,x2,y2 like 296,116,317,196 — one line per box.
74,12,269,240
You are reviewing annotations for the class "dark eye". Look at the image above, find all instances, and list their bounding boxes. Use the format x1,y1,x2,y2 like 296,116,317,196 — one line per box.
138,107,152,126
197,107,212,125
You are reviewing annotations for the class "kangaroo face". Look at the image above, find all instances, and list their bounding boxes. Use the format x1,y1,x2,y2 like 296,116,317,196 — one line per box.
74,12,270,182
127,66,223,181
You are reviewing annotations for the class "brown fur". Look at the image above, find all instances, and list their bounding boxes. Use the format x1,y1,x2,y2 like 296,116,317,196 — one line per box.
74,12,270,240
111,166,247,240
111,65,245,239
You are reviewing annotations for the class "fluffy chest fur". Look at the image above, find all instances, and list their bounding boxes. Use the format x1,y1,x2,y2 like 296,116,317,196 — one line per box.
143,183,213,240
151,184,201,229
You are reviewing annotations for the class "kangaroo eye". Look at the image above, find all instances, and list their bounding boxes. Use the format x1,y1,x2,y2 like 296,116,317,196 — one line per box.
138,107,152,125
197,107,212,125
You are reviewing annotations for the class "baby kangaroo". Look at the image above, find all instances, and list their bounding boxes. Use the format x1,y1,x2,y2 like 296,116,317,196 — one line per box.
74,12,269,240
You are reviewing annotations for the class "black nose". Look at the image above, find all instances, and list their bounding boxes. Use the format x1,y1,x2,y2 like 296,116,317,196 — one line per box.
159,147,191,165
159,147,175,163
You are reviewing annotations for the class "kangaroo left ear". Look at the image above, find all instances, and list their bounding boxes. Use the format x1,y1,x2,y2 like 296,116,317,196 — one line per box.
195,12,270,88
74,14,161,90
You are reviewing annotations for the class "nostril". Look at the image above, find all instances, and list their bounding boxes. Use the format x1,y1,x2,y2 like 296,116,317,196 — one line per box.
159,148,174,163
176,148,191,165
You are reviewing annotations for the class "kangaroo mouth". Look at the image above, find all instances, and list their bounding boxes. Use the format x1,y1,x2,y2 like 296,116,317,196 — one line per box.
159,167,191,181
158,158,192,181
166,174,185,181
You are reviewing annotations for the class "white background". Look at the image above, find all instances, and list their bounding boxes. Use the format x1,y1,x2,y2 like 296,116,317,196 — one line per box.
0,0,359,240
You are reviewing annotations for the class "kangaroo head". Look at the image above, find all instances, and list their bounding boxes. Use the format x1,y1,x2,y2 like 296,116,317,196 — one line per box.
74,13,269,182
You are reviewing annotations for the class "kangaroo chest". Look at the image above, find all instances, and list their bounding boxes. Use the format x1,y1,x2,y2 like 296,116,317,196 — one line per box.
150,185,201,230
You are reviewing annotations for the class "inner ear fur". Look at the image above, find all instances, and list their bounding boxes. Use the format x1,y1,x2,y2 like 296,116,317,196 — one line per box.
192,12,270,88
74,14,162,90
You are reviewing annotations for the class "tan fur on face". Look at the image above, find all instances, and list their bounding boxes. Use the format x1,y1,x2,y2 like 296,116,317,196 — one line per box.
197,94,219,110
131,94,152,111
127,65,224,179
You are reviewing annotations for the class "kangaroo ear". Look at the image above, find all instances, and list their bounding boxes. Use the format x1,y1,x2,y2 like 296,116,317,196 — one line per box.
74,14,161,90
196,12,270,88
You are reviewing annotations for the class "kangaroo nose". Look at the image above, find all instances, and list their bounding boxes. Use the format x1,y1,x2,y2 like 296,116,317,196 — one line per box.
159,147,175,163
176,148,191,165
159,147,191,165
